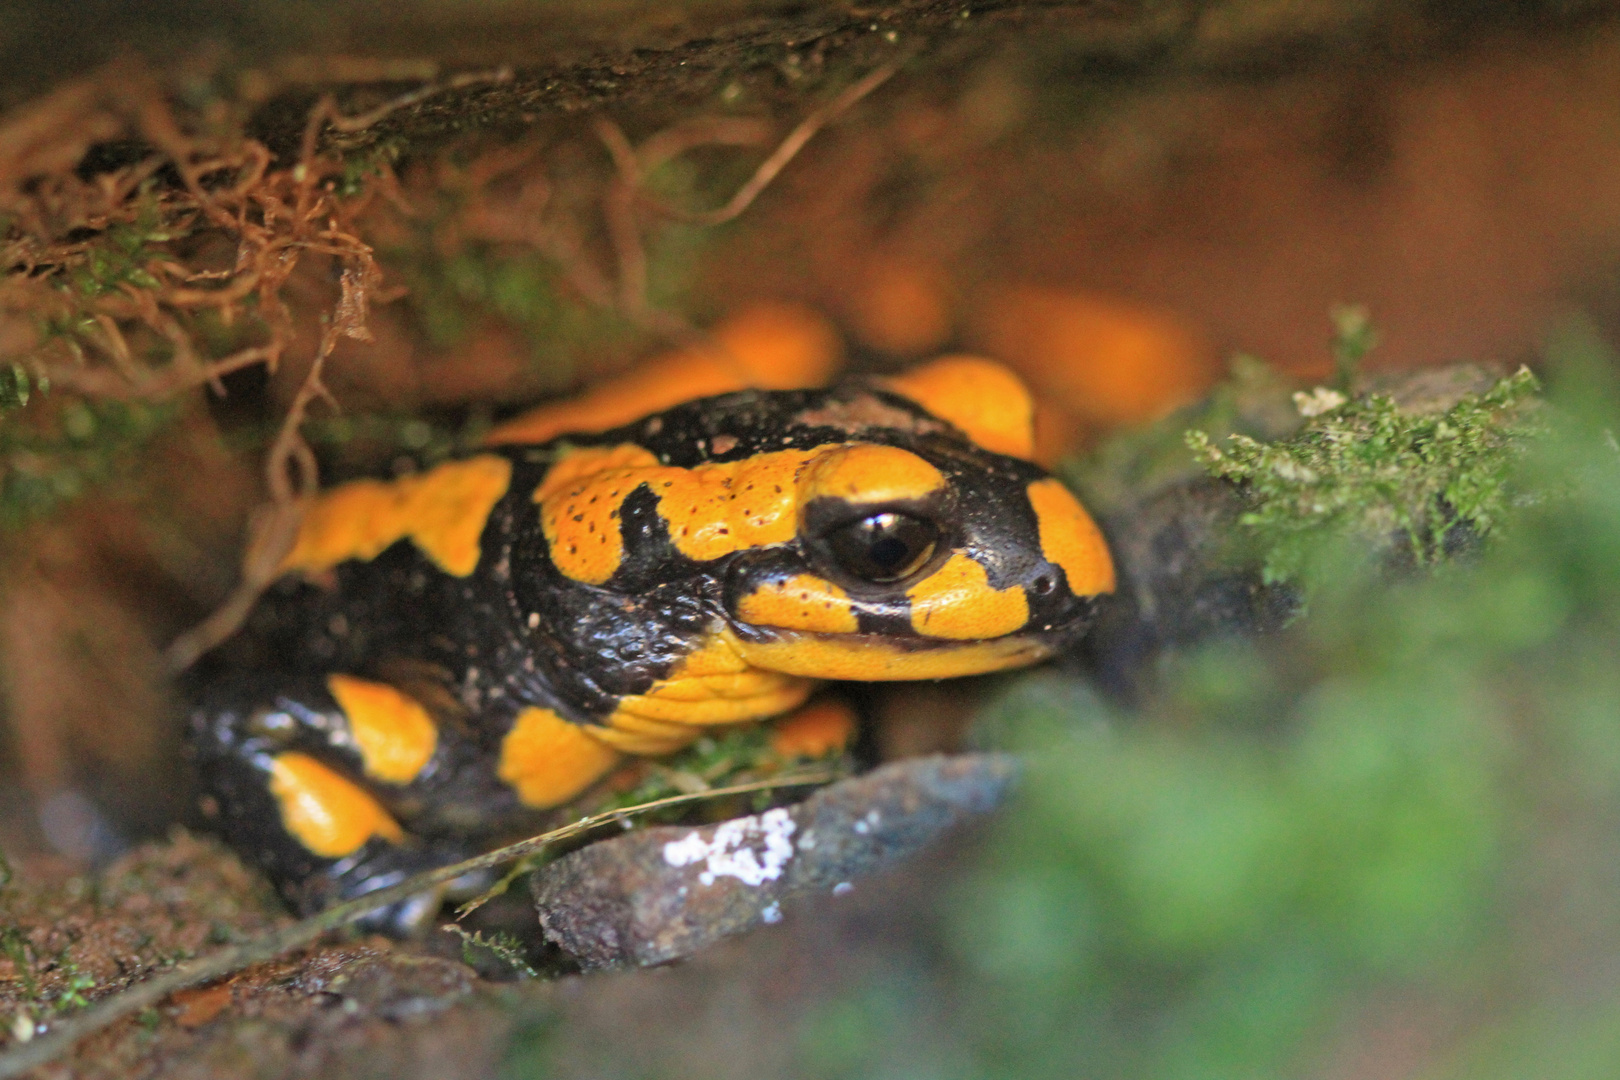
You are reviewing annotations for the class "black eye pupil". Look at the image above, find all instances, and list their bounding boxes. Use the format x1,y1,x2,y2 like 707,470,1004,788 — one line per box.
825,512,938,583
868,536,910,573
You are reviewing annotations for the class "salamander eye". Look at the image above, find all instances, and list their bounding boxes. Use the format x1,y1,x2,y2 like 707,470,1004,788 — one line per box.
824,512,938,583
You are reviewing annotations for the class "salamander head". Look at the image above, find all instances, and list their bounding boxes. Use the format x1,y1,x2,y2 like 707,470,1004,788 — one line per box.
527,357,1114,686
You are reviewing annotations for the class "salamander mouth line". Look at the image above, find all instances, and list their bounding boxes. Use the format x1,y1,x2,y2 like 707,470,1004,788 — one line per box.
716,624,1061,682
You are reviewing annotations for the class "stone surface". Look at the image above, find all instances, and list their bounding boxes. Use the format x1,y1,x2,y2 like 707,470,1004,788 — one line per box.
532,753,1020,969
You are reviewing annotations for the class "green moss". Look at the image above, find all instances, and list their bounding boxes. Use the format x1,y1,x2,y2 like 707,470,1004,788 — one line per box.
49,966,97,1012
0,926,34,999
61,192,178,299
0,364,34,413
602,725,781,811
795,325,1620,1080
443,926,539,979
0,397,177,527
298,408,492,472
393,243,635,393
1186,365,1542,584
594,720,853,822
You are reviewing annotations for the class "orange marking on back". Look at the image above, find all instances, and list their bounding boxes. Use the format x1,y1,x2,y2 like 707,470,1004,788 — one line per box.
530,443,662,504
796,444,946,504
907,551,1030,640
268,752,404,858
655,449,807,563
969,285,1215,445
326,675,439,785
535,442,953,585
484,302,842,445
1026,479,1115,596
737,574,860,634
534,443,851,584
770,699,857,759
531,444,662,584
497,707,623,808
280,455,512,577
882,355,1036,460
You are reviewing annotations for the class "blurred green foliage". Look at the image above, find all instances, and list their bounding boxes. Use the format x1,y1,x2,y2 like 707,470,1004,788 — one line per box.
0,396,176,527
798,322,1620,1079
399,245,636,391
0,363,34,412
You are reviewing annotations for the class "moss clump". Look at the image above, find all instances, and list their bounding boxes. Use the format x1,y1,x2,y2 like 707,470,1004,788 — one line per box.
0,396,176,526
443,926,540,979
597,721,853,820
1186,365,1542,584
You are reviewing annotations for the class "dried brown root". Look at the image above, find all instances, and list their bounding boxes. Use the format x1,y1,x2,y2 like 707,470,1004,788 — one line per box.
0,56,902,669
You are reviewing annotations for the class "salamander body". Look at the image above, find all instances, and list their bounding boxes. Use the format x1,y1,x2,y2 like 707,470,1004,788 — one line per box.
189,355,1114,925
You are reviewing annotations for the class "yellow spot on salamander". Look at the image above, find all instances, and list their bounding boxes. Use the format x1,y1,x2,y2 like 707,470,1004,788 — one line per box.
326,675,439,785
534,443,811,583
906,551,1030,639
598,632,814,743
611,675,812,726
770,699,857,759
1026,478,1116,596
882,355,1036,460
531,444,661,585
795,444,945,504
533,441,953,585
280,455,513,578
588,711,699,755
268,752,404,859
656,450,807,563
737,574,860,634
531,443,663,503
497,707,623,808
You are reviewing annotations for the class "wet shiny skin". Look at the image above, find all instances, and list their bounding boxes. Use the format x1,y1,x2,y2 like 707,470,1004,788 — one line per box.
188,356,1114,921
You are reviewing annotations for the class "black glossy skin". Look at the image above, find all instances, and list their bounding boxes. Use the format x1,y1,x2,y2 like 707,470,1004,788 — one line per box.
188,382,1102,923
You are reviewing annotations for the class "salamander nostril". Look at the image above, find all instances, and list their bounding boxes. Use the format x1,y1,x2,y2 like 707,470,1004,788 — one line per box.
1031,574,1055,596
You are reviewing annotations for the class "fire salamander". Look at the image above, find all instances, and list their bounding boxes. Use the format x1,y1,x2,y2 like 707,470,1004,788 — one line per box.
189,354,1114,928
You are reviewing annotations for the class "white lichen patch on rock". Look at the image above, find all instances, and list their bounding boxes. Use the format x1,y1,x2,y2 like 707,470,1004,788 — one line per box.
662,807,797,887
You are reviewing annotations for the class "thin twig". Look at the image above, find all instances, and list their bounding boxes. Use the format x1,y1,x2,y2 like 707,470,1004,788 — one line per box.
648,60,898,227
634,116,773,174
593,117,648,320
324,67,515,135
0,767,838,1079
586,58,898,339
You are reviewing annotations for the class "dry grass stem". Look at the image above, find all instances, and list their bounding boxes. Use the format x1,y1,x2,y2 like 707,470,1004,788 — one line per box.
0,767,838,1080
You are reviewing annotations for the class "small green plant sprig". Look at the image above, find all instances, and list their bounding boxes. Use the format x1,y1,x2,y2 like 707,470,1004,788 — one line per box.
442,926,539,978
1186,366,1543,584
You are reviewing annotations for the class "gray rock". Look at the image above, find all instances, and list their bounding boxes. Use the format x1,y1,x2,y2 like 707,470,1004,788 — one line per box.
531,754,1019,969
